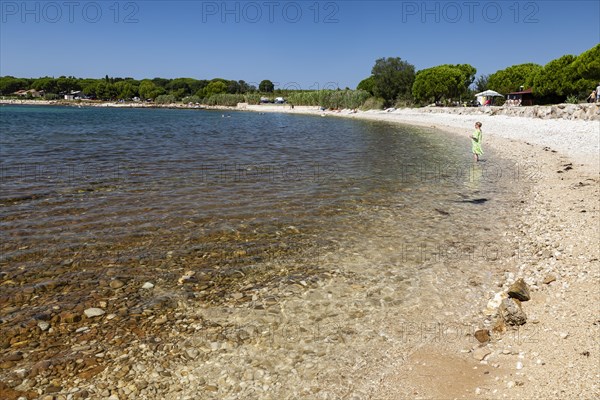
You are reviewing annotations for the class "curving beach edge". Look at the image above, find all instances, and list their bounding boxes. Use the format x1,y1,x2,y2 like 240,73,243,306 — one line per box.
245,103,600,399
255,104,600,399
1,101,598,399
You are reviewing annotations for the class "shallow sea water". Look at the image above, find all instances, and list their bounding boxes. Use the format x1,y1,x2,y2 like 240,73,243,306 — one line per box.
0,105,531,398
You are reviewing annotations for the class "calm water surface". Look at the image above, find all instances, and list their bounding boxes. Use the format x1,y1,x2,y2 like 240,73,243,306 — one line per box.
0,105,525,305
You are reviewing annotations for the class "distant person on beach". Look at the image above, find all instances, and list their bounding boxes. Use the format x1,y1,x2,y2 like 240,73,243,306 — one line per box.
588,90,596,103
596,83,600,102
471,122,483,162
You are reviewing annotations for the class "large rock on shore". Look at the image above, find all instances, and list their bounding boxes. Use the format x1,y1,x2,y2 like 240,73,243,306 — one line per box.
500,298,527,326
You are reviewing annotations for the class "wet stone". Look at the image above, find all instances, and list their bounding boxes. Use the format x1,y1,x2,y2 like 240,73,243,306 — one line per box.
45,384,62,393
73,389,90,399
38,321,50,331
110,279,125,289
5,352,24,361
59,311,81,324
29,360,52,377
0,361,16,369
84,308,105,318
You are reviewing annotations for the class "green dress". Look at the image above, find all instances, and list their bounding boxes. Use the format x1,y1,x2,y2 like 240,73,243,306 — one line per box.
472,129,483,155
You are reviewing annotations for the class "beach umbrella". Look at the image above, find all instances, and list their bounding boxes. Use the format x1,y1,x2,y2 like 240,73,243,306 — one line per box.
475,90,504,97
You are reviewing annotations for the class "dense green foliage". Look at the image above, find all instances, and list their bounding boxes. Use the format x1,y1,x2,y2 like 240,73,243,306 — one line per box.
356,76,375,95
487,63,542,94
360,97,385,110
0,75,258,101
571,44,600,80
155,94,177,104
474,74,490,93
287,90,370,109
0,76,30,95
1,44,598,108
371,57,415,107
412,64,476,104
259,80,274,93
487,46,599,103
203,93,246,106
456,64,477,94
531,55,591,103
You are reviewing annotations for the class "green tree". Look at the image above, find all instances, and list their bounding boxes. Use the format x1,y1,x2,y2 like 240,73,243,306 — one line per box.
356,76,375,95
56,76,81,93
152,77,170,89
474,74,490,92
532,55,588,102
259,80,274,93
114,81,137,100
227,80,242,94
452,64,477,97
190,79,208,95
202,81,228,97
139,80,165,100
571,44,600,81
0,76,30,95
95,82,118,100
166,78,200,98
32,77,58,94
412,65,464,104
371,57,415,107
238,80,253,93
488,63,541,94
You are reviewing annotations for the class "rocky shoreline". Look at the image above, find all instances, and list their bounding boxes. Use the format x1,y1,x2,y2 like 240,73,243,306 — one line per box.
1,102,599,399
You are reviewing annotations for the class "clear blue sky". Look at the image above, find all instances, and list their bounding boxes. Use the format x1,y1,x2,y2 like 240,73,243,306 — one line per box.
1,0,599,89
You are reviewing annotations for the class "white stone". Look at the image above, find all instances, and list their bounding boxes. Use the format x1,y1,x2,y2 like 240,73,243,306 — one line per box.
84,308,105,318
37,321,50,331
142,282,154,289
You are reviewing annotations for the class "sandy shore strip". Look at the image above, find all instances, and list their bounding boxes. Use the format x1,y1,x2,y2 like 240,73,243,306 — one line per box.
245,104,600,399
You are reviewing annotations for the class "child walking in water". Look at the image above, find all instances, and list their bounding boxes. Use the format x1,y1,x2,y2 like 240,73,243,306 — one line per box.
471,122,483,162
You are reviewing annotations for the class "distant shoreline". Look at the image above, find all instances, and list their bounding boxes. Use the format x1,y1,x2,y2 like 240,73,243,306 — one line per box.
1,98,598,121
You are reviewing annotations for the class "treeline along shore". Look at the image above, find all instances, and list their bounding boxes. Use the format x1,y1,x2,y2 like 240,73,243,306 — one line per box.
1,43,598,109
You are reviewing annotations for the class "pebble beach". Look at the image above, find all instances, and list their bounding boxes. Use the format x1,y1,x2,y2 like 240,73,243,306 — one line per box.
1,101,599,399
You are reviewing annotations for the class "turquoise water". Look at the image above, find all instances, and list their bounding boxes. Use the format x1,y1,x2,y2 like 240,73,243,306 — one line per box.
0,105,524,308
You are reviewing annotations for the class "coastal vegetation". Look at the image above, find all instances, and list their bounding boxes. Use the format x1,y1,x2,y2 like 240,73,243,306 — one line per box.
412,64,476,104
1,44,598,109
